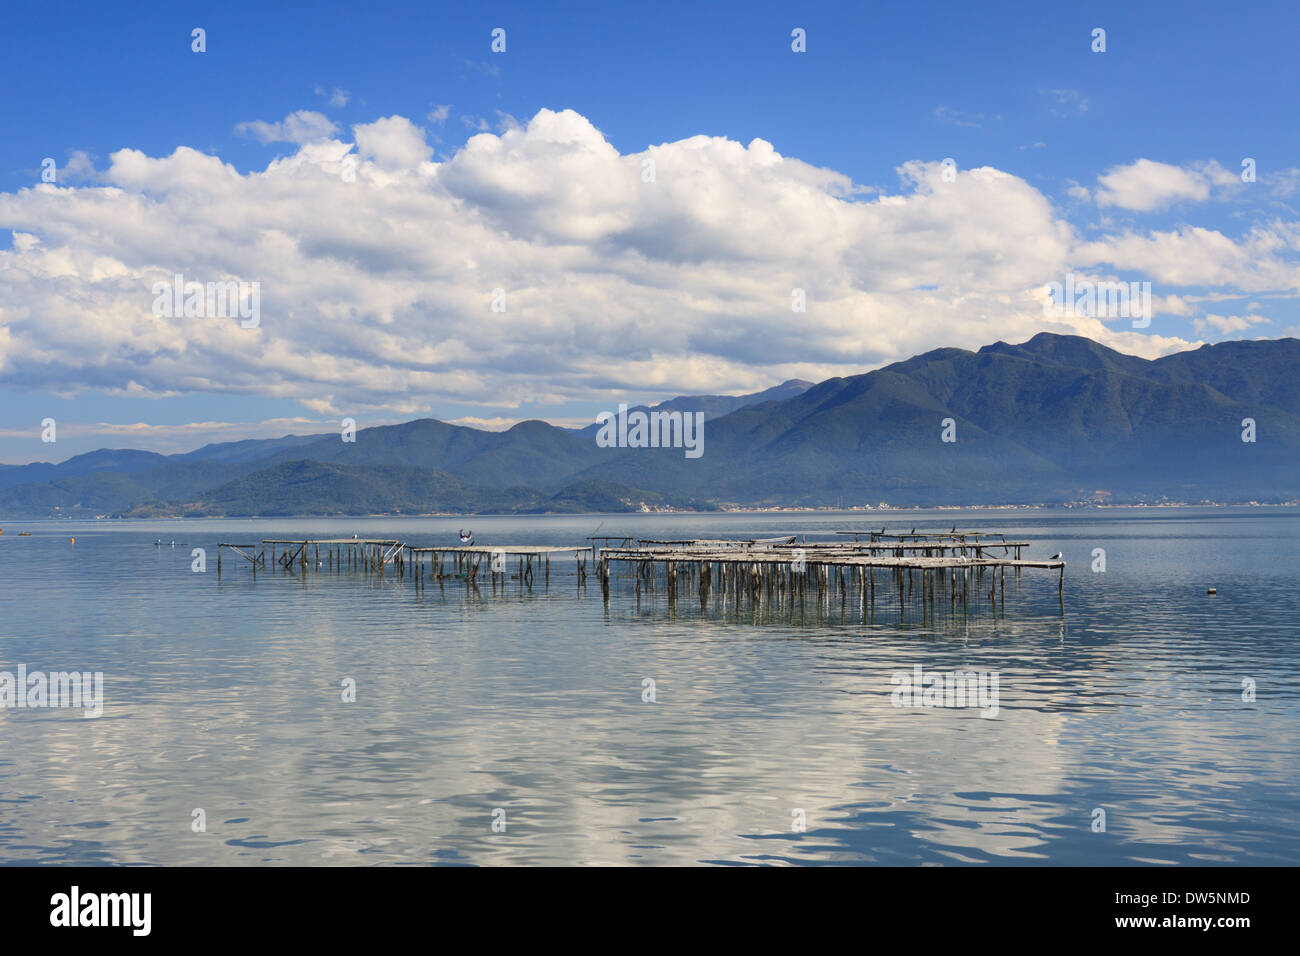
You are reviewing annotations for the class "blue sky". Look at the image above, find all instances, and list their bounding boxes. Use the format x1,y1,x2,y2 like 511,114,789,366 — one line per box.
2,0,1299,462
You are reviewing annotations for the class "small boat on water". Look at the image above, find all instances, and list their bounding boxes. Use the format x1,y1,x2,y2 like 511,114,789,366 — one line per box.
17,532,32,536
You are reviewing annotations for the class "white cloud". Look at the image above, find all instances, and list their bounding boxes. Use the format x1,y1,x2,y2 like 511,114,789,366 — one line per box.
315,86,350,107
2,107,1297,421
352,115,433,169
1094,158,1241,212
1153,294,1195,317
1265,167,1300,198
1195,159,1241,188
427,104,452,125
444,415,562,431
1193,312,1271,335
54,150,98,184
0,417,337,457
1075,224,1300,290
236,109,339,144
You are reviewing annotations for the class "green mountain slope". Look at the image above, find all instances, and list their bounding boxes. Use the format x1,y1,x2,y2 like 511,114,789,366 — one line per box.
3,334,1297,515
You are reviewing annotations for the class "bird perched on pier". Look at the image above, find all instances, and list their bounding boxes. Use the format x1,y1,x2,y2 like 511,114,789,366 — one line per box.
459,529,474,545
1050,552,1064,561
351,533,358,539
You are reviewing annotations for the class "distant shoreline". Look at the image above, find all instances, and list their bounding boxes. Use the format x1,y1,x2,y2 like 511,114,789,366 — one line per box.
4,500,1299,522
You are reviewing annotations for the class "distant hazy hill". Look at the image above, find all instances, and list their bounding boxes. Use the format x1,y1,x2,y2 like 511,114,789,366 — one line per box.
121,461,705,517
0,448,171,491
0,432,328,492
174,431,331,464
569,333,1300,503
2,334,1296,516
571,379,813,437
255,419,606,489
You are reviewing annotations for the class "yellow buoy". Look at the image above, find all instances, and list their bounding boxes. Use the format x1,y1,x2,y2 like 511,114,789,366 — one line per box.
70,537,75,545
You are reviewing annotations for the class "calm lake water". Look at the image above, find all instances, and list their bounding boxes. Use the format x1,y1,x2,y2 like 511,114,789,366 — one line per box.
0,508,1297,866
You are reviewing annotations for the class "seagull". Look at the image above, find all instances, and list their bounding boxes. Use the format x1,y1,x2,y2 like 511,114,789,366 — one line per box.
1050,552,1064,561
459,529,474,545
352,533,359,539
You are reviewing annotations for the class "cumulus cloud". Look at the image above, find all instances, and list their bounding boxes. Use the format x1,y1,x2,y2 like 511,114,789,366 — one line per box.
1094,158,1241,211
1,107,1297,423
53,149,98,184
1193,312,1271,335
352,115,434,169
236,109,339,144
1075,223,1300,290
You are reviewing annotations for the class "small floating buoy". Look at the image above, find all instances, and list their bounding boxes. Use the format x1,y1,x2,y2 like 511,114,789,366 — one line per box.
1207,587,1217,595
70,537,75,545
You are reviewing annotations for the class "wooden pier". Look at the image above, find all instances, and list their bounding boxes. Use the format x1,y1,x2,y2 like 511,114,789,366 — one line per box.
833,531,1028,558
406,545,590,588
214,529,1064,618
590,532,1064,620
219,539,404,575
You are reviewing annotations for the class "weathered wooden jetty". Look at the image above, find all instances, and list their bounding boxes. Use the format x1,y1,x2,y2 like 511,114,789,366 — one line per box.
217,538,403,574
214,528,1064,619
218,538,592,589
590,531,1064,620
406,544,590,588
830,532,1030,559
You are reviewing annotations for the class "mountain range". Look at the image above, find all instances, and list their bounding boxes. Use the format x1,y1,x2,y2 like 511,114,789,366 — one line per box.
2,333,1296,516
